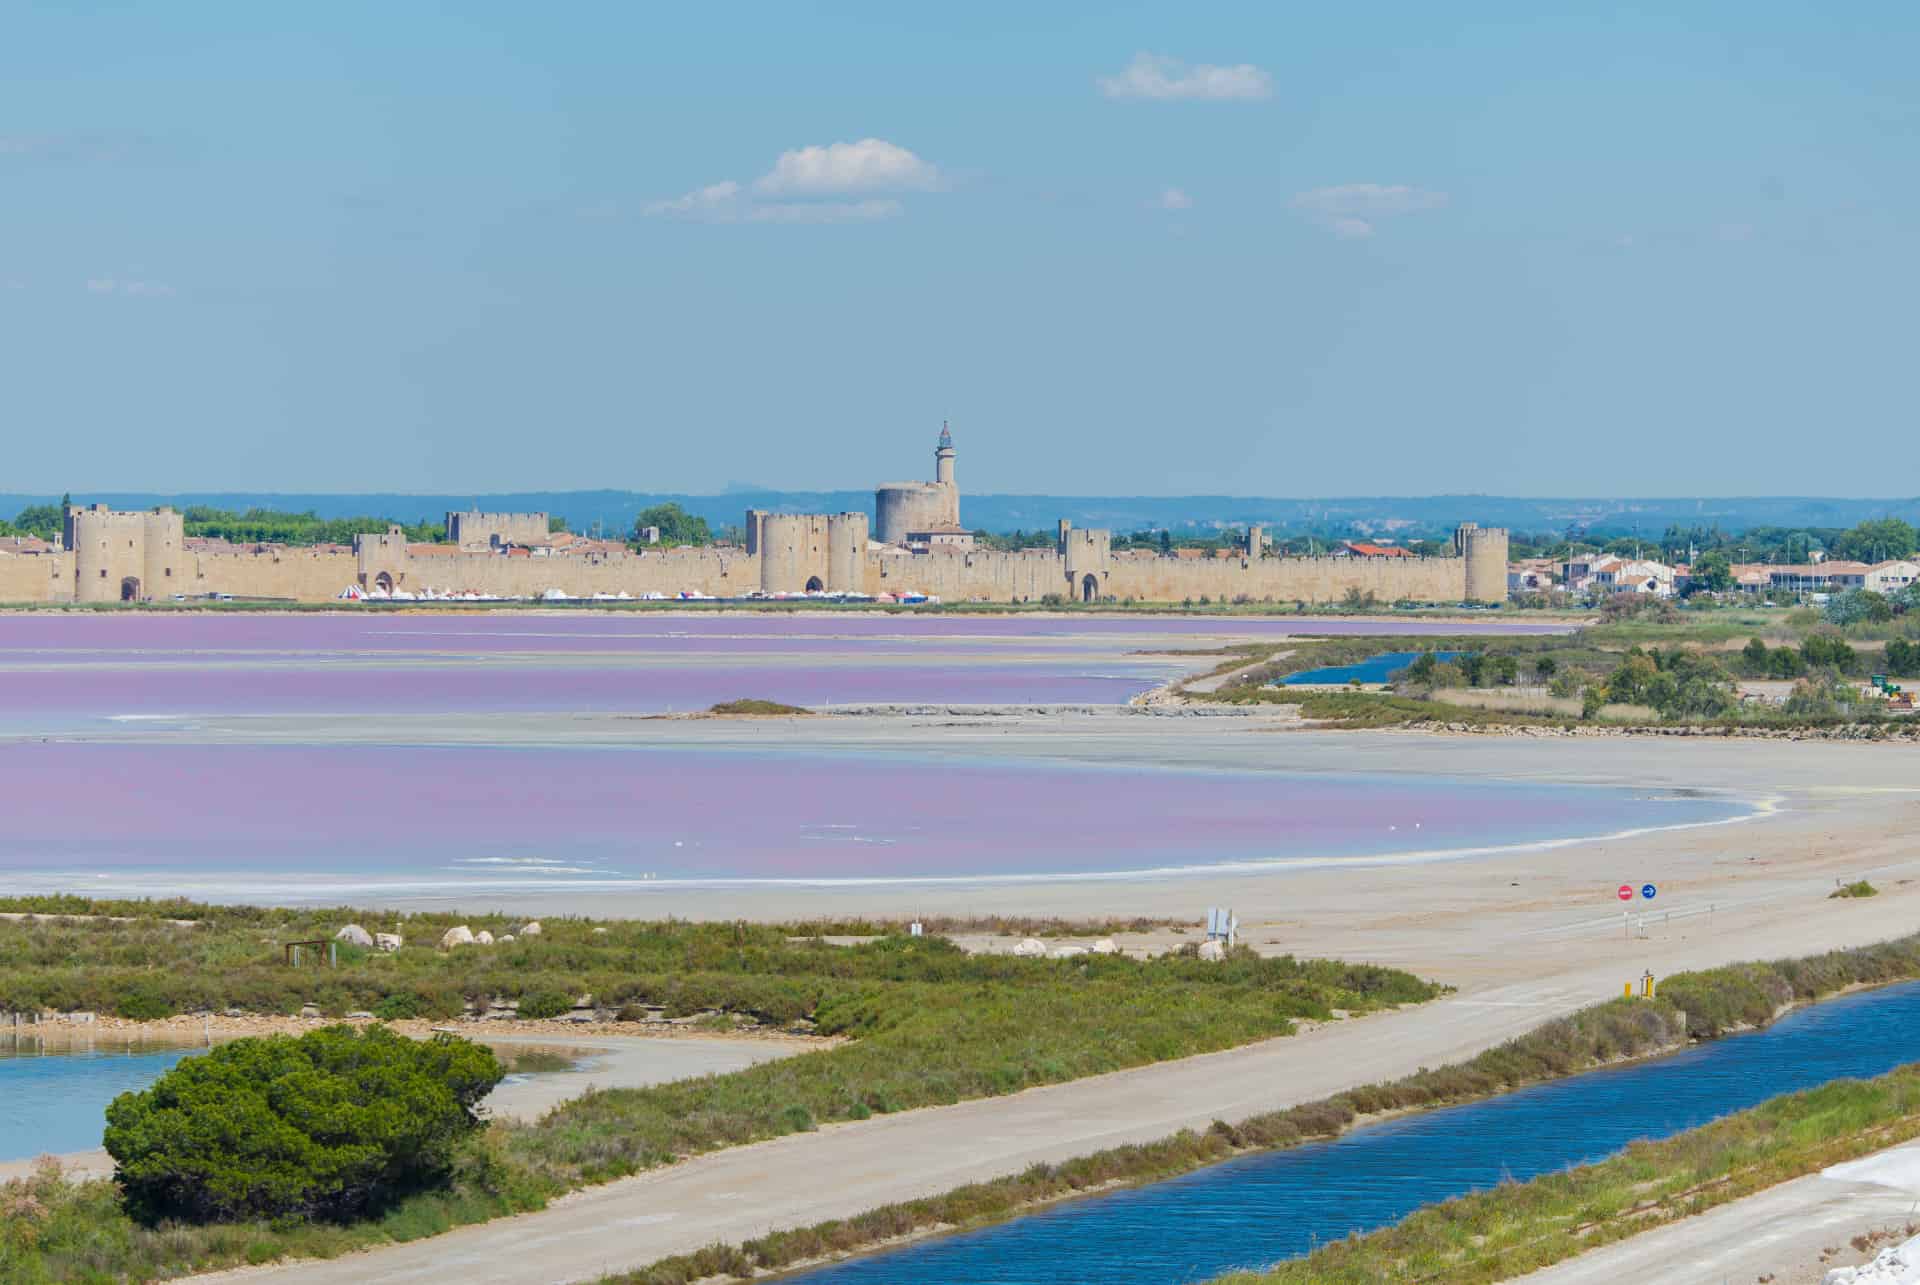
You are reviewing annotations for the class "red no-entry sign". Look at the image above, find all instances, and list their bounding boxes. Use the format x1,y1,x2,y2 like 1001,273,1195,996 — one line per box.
1617,884,1634,901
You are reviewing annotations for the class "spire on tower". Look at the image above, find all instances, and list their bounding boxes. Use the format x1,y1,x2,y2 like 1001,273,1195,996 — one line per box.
937,420,953,452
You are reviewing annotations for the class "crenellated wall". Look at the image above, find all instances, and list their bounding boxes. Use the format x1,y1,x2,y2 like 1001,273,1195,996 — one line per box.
0,552,72,603
18,473,1505,606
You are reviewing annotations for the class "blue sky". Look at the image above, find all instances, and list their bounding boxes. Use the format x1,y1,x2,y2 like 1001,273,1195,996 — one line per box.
2,2,1915,496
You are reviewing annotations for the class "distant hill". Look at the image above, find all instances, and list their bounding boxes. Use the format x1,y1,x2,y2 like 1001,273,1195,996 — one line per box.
6,491,1917,540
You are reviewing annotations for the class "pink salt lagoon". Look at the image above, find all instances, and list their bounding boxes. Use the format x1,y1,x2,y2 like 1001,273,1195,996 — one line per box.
0,611,1668,898
0,742,1740,897
0,611,1570,723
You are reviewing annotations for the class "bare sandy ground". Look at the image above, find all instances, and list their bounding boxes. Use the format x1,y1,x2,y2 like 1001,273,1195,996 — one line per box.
120,714,1920,1284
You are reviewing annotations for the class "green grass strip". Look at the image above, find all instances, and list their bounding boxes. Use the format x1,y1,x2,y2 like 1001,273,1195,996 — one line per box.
595,933,1920,1285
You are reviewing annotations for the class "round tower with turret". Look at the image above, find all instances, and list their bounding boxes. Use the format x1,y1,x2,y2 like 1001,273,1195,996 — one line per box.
1454,522,1511,604
875,423,961,545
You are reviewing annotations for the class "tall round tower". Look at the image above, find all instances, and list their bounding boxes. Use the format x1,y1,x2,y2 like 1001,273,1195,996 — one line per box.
935,422,955,487
875,423,962,544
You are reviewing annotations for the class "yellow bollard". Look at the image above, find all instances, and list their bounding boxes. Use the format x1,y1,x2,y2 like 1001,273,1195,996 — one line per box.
1624,982,1633,999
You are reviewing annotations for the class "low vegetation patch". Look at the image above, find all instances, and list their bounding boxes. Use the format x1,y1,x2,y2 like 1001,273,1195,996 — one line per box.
1189,622,1920,734
0,900,1436,1282
706,698,811,716
1832,880,1881,900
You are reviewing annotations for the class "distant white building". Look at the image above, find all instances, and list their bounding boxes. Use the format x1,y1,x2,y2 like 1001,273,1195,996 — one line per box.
1562,554,1675,597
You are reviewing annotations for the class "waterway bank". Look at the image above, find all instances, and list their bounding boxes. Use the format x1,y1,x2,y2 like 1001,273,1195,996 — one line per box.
605,950,1920,1285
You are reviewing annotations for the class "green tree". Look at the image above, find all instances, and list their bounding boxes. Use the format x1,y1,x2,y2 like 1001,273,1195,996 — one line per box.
1825,590,1892,626
1802,633,1859,673
104,1025,502,1225
1396,651,1439,687
9,503,65,540
635,503,712,547
1688,551,1733,594
1834,518,1918,564
1742,637,1769,672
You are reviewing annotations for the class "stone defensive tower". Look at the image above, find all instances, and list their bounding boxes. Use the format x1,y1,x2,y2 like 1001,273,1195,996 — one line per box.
446,509,550,549
1454,522,1509,604
875,423,961,545
752,511,868,594
64,504,183,603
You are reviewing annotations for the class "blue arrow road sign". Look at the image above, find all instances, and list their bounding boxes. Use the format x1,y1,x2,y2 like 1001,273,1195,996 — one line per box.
1641,883,1657,900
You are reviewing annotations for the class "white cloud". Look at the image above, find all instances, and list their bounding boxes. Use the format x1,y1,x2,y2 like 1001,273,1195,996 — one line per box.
747,200,903,224
641,180,743,219
84,276,174,297
1151,187,1193,211
753,139,939,196
1290,184,1448,238
1098,53,1272,102
645,140,940,225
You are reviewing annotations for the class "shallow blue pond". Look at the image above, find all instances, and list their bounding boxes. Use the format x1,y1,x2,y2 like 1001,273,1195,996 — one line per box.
0,1042,200,1159
790,978,1920,1284
1280,650,1463,684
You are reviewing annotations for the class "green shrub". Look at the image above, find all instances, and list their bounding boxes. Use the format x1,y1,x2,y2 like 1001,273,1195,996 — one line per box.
103,1024,503,1224
115,982,173,1021
1831,880,1880,899
515,990,572,1020
372,992,421,1020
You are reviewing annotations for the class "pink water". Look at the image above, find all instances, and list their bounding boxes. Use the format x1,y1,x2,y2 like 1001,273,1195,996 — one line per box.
0,613,1569,720
0,742,1739,896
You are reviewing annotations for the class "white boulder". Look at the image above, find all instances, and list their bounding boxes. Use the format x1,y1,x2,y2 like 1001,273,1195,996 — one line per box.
1012,938,1048,958
1050,945,1089,959
441,925,475,949
474,930,495,946
374,933,403,953
333,924,374,947
498,934,515,944
1197,940,1227,962
520,921,542,936
1091,938,1119,955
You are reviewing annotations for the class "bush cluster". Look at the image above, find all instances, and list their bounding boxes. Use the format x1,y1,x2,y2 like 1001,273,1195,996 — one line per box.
104,1025,502,1224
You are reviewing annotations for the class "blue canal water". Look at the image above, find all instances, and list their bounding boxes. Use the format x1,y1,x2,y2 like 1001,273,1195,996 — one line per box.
0,1042,199,1159
1281,650,1463,685
790,978,1920,1285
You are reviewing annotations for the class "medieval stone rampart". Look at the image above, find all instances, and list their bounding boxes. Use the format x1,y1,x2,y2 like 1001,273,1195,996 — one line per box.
18,431,1508,606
